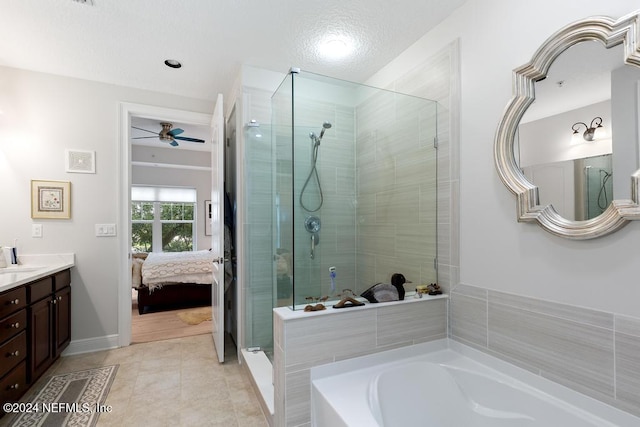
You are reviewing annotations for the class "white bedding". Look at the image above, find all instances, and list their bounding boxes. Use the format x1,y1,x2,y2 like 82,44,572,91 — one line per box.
141,250,214,292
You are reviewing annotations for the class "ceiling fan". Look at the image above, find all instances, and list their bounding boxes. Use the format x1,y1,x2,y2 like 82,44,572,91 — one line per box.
131,122,206,147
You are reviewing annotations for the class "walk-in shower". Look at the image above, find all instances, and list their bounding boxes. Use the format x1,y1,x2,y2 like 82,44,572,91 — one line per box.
241,69,440,364
272,69,439,313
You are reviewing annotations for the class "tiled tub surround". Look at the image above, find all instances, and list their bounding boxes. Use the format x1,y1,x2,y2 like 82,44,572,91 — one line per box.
274,294,447,427
450,284,640,418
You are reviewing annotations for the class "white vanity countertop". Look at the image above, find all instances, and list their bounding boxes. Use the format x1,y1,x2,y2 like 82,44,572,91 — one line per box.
0,253,75,293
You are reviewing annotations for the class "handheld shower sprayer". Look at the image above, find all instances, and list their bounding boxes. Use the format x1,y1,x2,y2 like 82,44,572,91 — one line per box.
300,121,333,212
319,121,332,140
309,121,332,146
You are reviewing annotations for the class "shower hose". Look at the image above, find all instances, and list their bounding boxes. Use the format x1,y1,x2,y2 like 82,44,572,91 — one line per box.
299,142,323,212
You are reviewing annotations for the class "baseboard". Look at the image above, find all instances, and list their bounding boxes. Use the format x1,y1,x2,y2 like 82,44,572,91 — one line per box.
62,334,120,356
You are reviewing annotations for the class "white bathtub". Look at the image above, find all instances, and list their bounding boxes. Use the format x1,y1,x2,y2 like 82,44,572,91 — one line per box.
311,339,640,427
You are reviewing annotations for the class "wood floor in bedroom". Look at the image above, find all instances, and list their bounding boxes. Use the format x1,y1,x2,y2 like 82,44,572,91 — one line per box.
131,290,212,344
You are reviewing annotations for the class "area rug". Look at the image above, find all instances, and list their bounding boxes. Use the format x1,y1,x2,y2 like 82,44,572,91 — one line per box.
177,307,212,325
9,365,118,427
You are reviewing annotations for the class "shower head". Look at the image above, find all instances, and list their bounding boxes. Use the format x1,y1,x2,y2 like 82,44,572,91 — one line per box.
319,121,332,140
309,121,333,146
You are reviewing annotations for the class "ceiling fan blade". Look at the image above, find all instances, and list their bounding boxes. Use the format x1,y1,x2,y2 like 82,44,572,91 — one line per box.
132,136,161,139
174,136,206,143
169,140,179,147
169,128,184,136
131,126,159,135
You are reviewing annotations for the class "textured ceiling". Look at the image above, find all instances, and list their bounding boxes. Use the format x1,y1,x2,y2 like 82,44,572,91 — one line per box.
0,0,467,103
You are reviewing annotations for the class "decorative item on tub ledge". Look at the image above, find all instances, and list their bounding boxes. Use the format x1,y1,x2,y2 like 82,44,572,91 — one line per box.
360,273,411,303
304,295,328,312
31,180,71,219
333,289,365,309
416,283,443,296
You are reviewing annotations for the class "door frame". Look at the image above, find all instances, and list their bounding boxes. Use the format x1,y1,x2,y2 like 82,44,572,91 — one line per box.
117,102,213,347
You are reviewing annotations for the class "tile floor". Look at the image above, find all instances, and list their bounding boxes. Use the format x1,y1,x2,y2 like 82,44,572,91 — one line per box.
9,334,268,427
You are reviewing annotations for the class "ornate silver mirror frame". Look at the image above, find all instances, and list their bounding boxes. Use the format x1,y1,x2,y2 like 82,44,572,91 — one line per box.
495,11,640,239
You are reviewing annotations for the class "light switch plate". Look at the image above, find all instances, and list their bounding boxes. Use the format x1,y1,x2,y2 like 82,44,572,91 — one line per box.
95,224,117,237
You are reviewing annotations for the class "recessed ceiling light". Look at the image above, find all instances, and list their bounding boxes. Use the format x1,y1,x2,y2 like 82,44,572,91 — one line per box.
164,59,182,69
317,36,355,60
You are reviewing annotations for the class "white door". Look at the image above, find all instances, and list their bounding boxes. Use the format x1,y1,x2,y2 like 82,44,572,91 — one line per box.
211,93,225,362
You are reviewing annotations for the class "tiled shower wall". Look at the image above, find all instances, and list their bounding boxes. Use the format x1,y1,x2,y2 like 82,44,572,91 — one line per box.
355,90,438,291
450,283,640,417
378,42,459,295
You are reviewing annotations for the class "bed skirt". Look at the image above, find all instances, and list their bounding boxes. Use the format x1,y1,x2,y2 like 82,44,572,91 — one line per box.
136,283,212,315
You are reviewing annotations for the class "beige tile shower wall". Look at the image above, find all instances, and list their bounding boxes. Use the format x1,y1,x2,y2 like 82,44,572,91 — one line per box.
274,297,447,426
450,284,640,418
385,43,460,295
355,86,438,291
356,42,459,295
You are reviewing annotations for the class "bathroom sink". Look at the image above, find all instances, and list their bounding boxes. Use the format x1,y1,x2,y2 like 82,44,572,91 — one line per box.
0,265,46,274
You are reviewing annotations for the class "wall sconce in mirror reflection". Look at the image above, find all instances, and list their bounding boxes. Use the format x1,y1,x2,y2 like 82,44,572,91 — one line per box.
571,116,605,144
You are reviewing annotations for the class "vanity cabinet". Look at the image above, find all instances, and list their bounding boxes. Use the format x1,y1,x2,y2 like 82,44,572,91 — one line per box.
28,270,71,383
0,269,71,416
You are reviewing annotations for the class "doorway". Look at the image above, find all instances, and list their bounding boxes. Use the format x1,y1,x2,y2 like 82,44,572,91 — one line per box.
117,103,215,348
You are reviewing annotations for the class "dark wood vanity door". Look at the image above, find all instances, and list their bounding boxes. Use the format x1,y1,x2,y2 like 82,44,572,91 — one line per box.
28,297,53,383
54,286,71,355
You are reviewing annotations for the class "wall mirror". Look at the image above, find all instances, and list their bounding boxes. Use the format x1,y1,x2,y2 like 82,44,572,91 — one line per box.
495,11,640,239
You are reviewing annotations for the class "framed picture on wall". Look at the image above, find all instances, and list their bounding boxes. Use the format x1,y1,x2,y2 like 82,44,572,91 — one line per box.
205,200,212,236
31,180,71,219
65,149,96,173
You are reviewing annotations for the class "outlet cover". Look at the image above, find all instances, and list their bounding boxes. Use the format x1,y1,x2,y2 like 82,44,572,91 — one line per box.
32,224,43,238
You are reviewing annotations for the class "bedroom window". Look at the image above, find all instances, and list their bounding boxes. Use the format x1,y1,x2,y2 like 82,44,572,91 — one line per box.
131,186,197,253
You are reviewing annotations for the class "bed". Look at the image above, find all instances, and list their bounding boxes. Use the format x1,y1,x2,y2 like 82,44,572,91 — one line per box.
132,250,214,314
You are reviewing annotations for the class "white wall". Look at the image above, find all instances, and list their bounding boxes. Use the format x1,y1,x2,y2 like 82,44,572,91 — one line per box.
368,0,640,317
0,66,211,343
